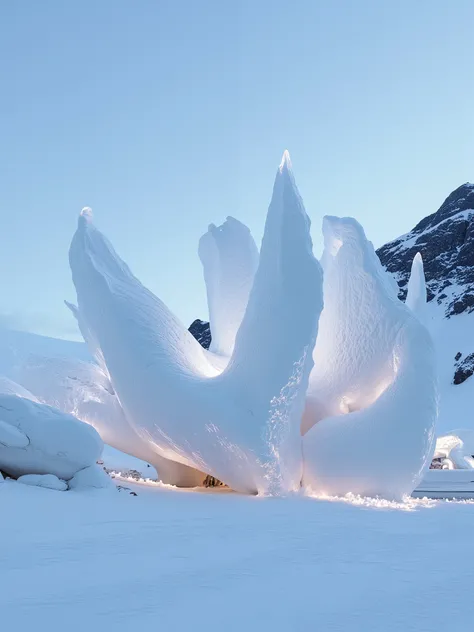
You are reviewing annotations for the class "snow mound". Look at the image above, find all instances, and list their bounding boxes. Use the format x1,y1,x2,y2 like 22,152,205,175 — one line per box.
302,216,437,499
17,474,68,491
68,465,115,490
69,152,323,494
0,379,103,481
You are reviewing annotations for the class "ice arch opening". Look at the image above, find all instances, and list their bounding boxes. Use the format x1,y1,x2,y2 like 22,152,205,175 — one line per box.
69,152,323,494
302,216,437,499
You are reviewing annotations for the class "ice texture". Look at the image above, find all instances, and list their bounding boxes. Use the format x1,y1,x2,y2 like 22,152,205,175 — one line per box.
302,216,437,499
69,152,323,494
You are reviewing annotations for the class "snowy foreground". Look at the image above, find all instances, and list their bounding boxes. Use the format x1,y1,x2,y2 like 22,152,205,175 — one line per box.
1,479,474,632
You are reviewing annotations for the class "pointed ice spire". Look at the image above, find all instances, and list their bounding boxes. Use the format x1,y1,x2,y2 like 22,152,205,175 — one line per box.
405,252,427,322
80,207,93,222
279,149,292,173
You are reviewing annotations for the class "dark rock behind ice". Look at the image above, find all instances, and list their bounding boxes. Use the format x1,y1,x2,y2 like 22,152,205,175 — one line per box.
377,183,474,317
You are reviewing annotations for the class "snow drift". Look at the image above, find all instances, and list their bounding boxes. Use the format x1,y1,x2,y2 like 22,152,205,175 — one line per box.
69,152,323,494
302,217,437,499
0,377,103,481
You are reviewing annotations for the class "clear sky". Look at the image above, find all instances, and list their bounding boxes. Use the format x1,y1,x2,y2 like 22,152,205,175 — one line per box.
1,0,473,339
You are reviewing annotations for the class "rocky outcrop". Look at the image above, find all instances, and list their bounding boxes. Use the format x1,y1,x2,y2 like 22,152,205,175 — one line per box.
188,319,211,349
377,183,474,317
453,352,474,385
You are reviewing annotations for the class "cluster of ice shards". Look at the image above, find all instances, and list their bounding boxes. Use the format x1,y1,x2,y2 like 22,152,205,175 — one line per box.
0,152,438,499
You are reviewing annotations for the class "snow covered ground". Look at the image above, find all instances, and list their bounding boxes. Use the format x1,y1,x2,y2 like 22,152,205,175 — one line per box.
1,479,474,631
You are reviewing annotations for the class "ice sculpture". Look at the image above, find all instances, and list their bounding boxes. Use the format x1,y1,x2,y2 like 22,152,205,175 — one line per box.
405,252,427,322
302,217,437,499
0,377,103,481
69,152,323,494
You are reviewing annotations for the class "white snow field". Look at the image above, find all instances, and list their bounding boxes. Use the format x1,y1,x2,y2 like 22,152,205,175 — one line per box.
1,480,474,632
68,152,323,495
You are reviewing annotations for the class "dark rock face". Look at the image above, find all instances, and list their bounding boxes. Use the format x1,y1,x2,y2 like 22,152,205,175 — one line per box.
453,352,474,385
377,183,474,316
188,319,211,349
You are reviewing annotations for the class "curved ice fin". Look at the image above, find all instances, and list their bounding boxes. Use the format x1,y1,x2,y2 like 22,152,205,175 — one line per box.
303,217,437,499
199,216,258,357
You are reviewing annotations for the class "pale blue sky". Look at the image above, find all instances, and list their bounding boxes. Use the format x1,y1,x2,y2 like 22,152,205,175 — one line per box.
1,1,473,338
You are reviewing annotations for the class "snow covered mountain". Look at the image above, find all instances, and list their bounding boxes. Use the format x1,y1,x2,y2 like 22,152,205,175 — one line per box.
377,183,474,316
190,183,474,433
376,183,474,432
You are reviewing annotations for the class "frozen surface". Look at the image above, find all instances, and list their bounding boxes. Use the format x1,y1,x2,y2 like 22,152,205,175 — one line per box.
199,216,258,357
69,153,323,494
1,482,474,631
0,380,103,480
414,468,474,498
303,217,437,499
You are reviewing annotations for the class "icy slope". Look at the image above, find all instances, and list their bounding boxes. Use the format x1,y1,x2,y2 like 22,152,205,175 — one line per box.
302,217,437,499
69,152,323,494
0,326,89,379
